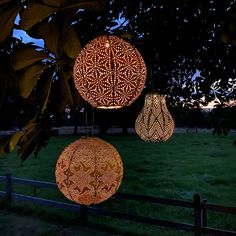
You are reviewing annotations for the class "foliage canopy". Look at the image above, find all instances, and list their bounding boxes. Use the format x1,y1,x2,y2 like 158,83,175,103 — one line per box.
0,0,235,160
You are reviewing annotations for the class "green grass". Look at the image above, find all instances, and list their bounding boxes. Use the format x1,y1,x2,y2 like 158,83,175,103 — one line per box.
0,132,236,235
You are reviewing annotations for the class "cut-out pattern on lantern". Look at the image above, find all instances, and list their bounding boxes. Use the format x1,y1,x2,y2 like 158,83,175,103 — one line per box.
73,35,146,109
55,137,123,205
135,93,175,142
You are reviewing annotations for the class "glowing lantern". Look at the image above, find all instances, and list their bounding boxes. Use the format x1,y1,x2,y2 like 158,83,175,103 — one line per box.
55,137,123,205
135,93,175,142
73,35,146,109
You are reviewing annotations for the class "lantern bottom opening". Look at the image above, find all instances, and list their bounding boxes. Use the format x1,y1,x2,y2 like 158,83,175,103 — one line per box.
97,106,123,109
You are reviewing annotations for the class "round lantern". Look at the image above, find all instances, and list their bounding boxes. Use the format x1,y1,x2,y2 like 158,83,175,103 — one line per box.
73,35,147,109
135,93,175,142
55,137,123,205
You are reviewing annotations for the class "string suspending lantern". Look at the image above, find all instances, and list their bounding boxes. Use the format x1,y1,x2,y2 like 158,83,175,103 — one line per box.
55,137,123,205
73,35,146,109
135,93,175,142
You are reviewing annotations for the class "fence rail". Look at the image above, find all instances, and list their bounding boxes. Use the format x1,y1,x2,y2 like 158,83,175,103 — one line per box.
0,174,236,236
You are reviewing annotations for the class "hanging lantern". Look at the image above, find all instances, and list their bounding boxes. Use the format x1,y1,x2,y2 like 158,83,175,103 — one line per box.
73,35,146,109
55,137,123,205
135,93,175,142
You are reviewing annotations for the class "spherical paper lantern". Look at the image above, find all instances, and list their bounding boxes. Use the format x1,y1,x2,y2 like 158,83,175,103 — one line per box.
135,93,175,142
73,35,147,109
55,137,123,205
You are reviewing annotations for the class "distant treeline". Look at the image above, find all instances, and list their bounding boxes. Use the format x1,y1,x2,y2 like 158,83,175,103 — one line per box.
1,102,235,132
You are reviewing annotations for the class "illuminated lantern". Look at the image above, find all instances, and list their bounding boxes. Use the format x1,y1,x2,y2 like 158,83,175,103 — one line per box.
73,35,146,109
55,137,123,205
135,93,175,142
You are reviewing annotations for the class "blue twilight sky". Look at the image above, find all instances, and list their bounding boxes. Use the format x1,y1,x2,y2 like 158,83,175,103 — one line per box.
13,12,129,47
13,14,44,47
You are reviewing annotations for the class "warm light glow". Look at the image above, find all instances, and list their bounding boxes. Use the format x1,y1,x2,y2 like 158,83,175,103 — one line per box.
55,137,123,205
73,35,146,109
135,93,175,142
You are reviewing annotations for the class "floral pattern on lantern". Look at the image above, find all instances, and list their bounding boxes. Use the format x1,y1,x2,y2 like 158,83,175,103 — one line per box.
135,93,175,142
73,35,146,109
55,137,123,205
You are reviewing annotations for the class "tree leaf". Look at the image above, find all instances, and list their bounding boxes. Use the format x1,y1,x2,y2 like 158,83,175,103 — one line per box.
19,1,105,31
58,70,74,112
43,0,105,10
0,135,11,154
0,145,4,156
221,31,230,43
0,4,21,43
62,24,81,59
19,119,36,144
61,71,73,105
40,76,52,114
42,0,66,7
9,131,23,152
25,122,36,133
36,20,60,57
120,32,133,40
12,46,50,70
63,0,105,11
18,63,47,98
0,0,12,6
18,128,41,161
0,136,8,156
19,3,57,31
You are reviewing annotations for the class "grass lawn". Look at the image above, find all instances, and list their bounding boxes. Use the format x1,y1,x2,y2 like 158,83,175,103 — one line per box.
0,132,236,235
0,209,112,236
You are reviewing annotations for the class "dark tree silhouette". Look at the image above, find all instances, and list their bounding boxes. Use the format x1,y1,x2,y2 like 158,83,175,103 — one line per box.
0,0,235,159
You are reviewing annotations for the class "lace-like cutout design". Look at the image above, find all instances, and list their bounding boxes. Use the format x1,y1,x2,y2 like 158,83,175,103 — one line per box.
73,35,146,109
55,137,123,205
135,93,175,142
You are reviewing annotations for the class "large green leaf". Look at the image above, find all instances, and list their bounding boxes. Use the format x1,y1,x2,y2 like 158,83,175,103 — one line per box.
0,0,11,7
59,70,74,110
19,3,57,31
61,71,73,106
12,46,50,70
0,4,21,43
18,63,47,98
0,145,4,156
20,119,36,143
0,136,8,156
36,20,60,57
62,24,81,59
42,0,66,7
40,76,52,114
18,128,41,161
9,131,23,152
63,0,105,11
43,0,105,10
19,1,105,31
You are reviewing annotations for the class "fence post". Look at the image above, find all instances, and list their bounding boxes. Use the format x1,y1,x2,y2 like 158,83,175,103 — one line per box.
33,178,37,197
194,193,202,236
5,173,12,205
79,205,88,224
202,199,207,227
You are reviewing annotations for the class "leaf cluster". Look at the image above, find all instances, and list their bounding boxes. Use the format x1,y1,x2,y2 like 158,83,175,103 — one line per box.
0,0,236,159
0,0,105,160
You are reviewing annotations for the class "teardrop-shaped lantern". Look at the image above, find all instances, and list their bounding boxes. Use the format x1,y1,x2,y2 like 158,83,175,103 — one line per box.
73,35,146,109
135,93,175,142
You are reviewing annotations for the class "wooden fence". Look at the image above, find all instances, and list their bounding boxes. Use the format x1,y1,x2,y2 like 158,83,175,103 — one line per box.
0,174,236,236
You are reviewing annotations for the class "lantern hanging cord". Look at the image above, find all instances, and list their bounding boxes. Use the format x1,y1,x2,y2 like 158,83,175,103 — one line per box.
85,110,88,136
91,107,95,137
85,107,95,137
150,67,155,92
154,53,162,93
